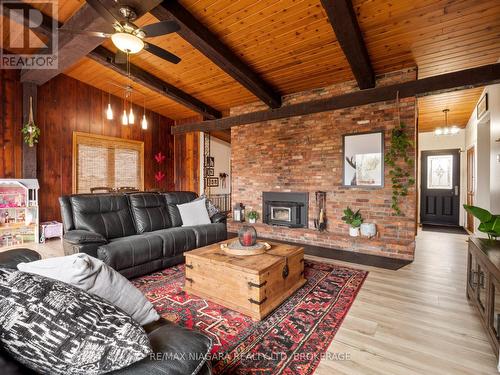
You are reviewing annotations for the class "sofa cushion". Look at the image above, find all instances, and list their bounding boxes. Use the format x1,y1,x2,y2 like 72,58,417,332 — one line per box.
0,268,151,375
116,319,212,375
185,223,227,248
178,199,212,227
97,234,164,272
17,254,160,326
0,249,41,269
152,227,197,258
70,194,136,239
164,192,198,227
128,193,171,234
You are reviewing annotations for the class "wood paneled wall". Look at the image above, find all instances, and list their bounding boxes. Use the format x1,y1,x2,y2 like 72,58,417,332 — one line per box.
174,132,200,193
0,70,22,178
173,115,201,193
37,74,175,221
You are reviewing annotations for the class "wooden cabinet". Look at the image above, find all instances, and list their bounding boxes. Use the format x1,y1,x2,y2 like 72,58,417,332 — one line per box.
467,236,500,359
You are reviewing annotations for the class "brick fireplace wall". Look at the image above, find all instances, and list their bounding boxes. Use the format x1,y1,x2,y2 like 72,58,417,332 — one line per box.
228,68,417,260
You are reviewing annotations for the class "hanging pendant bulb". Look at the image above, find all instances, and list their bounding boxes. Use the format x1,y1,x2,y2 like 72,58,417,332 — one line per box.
122,110,129,125
106,103,113,120
128,107,135,124
141,114,148,130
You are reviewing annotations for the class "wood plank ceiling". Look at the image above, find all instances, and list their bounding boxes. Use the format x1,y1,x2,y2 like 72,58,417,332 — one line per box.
5,0,500,130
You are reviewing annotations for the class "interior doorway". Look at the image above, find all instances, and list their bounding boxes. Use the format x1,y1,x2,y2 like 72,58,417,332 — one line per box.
420,149,461,226
466,146,475,232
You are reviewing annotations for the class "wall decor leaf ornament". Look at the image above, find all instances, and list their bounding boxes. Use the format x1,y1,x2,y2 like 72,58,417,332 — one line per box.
155,171,165,182
154,152,166,164
22,97,40,147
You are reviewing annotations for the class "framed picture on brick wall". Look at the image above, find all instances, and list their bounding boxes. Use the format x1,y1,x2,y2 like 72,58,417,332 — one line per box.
343,131,384,188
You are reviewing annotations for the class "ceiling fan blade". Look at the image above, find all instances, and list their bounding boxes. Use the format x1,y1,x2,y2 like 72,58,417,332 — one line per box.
142,21,180,37
85,0,120,25
58,29,111,38
144,43,181,64
114,50,127,64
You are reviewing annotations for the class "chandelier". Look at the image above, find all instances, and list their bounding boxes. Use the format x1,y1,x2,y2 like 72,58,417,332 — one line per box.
434,109,459,136
104,53,148,129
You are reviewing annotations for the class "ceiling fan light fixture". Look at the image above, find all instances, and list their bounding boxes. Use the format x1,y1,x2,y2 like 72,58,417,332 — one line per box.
111,32,144,54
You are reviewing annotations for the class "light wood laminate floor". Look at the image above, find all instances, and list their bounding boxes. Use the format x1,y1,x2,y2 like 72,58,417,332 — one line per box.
2,230,497,374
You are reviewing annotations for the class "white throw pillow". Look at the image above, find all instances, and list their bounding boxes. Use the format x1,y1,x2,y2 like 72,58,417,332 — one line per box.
178,198,212,226
17,254,159,325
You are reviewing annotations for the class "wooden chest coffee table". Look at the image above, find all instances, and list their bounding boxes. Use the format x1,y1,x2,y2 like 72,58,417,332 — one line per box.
184,240,306,320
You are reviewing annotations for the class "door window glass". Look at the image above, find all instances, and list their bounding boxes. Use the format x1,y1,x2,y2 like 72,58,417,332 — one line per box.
427,155,453,189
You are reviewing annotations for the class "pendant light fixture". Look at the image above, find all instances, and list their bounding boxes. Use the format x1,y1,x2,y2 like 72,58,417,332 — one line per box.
128,107,135,124
104,52,149,129
121,90,128,125
106,90,113,120
141,97,148,130
434,109,459,136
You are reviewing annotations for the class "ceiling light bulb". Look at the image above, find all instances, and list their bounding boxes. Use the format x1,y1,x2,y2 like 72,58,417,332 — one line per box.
141,114,148,130
106,103,113,120
443,127,450,135
111,32,144,54
122,110,128,125
450,126,460,135
435,128,443,136
128,108,135,124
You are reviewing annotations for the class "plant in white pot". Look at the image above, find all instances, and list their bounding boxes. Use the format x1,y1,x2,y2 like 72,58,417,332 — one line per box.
246,210,260,224
341,207,363,237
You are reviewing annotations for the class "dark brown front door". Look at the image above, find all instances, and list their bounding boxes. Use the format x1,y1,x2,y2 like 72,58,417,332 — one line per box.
467,146,475,232
420,149,461,226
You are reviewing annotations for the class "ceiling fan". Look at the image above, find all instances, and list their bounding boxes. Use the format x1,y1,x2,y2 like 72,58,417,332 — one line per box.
59,0,181,65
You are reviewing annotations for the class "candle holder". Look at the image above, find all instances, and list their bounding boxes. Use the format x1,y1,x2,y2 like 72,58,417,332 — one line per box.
238,225,257,247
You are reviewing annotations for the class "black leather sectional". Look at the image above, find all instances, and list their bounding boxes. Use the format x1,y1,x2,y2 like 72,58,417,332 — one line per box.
59,191,227,279
0,249,213,375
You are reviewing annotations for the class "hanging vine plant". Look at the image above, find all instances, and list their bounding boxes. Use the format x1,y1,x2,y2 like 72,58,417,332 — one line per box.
385,94,415,216
22,97,40,147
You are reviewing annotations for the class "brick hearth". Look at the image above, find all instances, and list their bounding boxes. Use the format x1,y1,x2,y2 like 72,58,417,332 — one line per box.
229,68,417,260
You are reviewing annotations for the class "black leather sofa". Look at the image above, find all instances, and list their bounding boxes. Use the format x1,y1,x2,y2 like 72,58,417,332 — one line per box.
0,249,213,375
59,192,227,279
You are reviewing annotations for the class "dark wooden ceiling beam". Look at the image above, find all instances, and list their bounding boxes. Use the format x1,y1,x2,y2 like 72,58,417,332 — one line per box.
150,1,282,109
320,0,375,89
19,0,163,85
171,63,500,134
89,47,221,119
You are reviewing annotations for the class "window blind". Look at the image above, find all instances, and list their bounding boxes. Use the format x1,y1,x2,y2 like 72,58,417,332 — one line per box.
73,132,144,194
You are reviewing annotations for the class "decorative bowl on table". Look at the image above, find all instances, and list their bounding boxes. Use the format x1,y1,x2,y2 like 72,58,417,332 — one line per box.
221,241,271,256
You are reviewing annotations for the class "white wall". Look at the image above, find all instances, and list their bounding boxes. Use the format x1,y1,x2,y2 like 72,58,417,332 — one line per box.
208,137,231,195
464,83,500,235
418,130,466,225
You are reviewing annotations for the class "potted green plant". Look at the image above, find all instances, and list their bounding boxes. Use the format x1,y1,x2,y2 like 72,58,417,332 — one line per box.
342,207,363,237
246,210,260,224
463,205,500,239
22,97,40,147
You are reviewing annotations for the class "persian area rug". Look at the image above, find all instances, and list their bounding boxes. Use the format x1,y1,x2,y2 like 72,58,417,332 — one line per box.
132,260,367,375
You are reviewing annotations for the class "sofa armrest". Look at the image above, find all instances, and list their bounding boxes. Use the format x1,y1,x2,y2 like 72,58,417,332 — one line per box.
0,249,41,269
63,230,107,245
210,212,227,224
